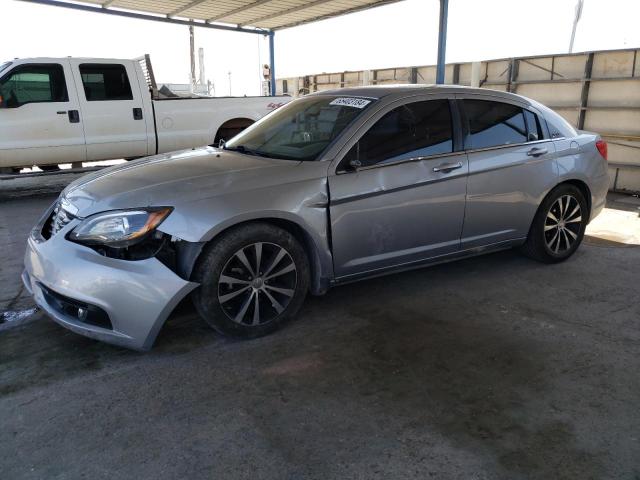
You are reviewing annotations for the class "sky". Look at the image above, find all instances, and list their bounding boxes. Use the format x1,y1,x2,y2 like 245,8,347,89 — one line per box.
1,0,639,96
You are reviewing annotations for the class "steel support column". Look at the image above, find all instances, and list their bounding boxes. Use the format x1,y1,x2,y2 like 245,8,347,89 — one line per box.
436,0,449,84
269,31,276,96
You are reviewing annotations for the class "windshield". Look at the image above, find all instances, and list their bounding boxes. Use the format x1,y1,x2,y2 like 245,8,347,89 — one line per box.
0,62,11,75
225,95,375,161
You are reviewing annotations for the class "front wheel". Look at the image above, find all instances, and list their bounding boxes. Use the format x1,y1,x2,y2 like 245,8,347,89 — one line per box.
521,184,588,263
192,223,310,338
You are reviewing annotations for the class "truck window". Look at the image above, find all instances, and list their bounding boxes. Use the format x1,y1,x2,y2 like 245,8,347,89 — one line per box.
79,64,133,101
0,64,68,108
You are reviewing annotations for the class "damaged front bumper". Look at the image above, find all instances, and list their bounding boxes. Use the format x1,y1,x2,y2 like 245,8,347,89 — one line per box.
22,209,198,351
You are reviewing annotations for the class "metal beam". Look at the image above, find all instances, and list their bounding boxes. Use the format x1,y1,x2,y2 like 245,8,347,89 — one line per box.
269,31,276,96
267,0,400,31
16,0,269,35
507,58,519,93
240,0,338,27
208,0,275,23
168,0,210,18
436,0,448,84
577,52,594,130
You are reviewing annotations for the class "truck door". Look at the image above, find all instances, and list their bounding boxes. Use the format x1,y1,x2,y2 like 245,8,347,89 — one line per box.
0,60,86,169
69,60,149,161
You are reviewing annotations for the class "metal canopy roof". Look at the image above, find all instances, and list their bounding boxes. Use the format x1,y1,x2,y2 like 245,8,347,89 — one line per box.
28,0,404,31
17,0,449,96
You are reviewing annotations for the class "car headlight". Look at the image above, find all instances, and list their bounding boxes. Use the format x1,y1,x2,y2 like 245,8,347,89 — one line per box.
68,207,172,248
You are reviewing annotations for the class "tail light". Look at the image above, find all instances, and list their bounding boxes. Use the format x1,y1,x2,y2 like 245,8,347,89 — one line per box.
595,140,608,160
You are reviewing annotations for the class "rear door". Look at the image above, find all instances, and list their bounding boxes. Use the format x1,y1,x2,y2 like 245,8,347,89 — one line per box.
459,95,557,248
328,96,468,279
0,60,85,168
69,60,149,161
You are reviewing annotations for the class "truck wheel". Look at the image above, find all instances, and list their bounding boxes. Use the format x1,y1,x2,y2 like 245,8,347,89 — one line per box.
520,184,588,263
39,165,60,172
192,223,310,338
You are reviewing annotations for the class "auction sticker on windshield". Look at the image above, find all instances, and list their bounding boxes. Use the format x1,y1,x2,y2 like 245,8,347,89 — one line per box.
329,97,372,109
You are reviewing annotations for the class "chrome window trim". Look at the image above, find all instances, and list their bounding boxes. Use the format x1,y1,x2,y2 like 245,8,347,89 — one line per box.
463,138,554,155
338,150,466,174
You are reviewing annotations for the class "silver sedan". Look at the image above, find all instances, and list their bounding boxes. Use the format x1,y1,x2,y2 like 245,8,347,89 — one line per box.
23,85,609,350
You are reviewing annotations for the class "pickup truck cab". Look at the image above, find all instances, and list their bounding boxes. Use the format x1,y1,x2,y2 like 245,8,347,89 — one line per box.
0,56,289,172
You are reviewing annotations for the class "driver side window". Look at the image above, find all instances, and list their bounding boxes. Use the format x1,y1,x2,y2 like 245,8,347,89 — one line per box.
343,99,453,168
0,64,68,108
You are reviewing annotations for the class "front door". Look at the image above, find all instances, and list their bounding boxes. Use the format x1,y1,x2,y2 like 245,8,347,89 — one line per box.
0,60,85,168
69,60,149,161
329,97,468,279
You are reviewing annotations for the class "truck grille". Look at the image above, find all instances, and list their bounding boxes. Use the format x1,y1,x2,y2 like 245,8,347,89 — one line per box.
43,202,75,239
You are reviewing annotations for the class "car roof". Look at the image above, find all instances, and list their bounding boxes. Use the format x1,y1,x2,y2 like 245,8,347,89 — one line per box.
311,84,533,105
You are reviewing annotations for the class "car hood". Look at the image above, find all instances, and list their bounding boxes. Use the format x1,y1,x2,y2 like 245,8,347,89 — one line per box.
62,147,303,217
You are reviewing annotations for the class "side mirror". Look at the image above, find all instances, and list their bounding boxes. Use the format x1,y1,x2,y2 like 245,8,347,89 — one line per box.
218,139,226,148
349,159,362,170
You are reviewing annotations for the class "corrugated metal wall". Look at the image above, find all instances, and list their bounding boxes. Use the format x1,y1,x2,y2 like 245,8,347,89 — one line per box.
278,48,640,193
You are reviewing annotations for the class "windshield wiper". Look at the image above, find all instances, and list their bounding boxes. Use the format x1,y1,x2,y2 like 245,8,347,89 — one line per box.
223,145,272,158
223,144,302,161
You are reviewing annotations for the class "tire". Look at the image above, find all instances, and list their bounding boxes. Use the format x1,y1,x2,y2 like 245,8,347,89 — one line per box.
520,184,588,263
39,165,59,172
192,222,310,338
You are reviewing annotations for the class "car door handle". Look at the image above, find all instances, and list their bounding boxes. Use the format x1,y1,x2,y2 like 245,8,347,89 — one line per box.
433,162,463,173
56,111,67,115
526,147,548,157
68,110,80,123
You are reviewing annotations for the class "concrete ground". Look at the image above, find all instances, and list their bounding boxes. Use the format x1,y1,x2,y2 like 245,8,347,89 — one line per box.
1,172,639,479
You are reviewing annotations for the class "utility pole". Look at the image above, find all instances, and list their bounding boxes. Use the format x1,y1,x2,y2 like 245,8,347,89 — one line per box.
189,25,196,93
569,0,584,53
228,71,232,96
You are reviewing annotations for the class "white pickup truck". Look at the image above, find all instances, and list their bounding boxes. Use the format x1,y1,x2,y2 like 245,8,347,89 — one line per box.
0,55,290,172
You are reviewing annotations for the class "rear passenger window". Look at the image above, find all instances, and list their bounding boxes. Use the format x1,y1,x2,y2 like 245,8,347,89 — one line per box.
464,100,527,149
79,64,133,101
344,99,453,168
524,110,543,141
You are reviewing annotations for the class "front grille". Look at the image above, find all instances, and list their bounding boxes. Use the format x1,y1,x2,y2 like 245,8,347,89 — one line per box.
43,202,75,239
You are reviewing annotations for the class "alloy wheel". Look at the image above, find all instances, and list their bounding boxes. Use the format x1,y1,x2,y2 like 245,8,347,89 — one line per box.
217,242,297,326
544,195,583,254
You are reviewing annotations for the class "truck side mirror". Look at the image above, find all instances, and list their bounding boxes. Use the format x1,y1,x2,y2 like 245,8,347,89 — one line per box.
218,139,226,148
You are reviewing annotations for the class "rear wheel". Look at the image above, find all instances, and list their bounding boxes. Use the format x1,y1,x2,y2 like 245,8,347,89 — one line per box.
521,184,588,263
192,223,310,338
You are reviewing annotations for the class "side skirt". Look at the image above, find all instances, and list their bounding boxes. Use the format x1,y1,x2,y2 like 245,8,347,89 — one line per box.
331,238,526,287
